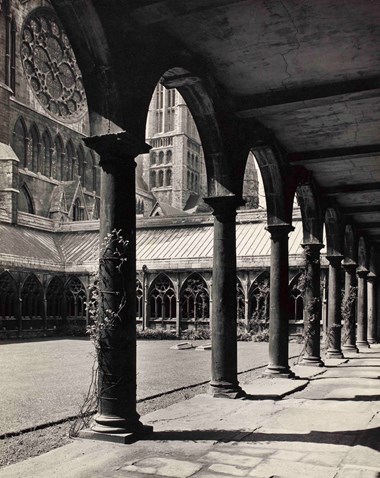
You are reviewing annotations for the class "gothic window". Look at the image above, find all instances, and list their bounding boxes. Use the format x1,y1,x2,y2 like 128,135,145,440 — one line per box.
150,170,156,188
72,198,84,221
181,273,209,322
290,278,304,322
65,141,75,180
42,130,52,177
4,4,16,93
65,277,86,319
187,151,191,165
0,272,17,319
249,277,270,334
158,170,164,187
12,117,27,166
187,170,190,188
194,174,198,192
53,135,63,180
150,151,156,165
30,124,40,172
21,274,43,318
166,168,172,187
76,145,85,181
166,150,172,164
46,277,64,317
149,274,176,320
19,184,35,214
237,280,245,322
136,278,143,320
21,8,87,122
158,151,164,164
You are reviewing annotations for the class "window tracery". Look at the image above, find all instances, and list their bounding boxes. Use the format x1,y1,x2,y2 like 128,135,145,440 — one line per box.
21,275,43,318
181,274,209,322
150,275,176,320
46,277,63,318
21,8,87,122
136,278,143,320
65,277,86,319
0,272,17,319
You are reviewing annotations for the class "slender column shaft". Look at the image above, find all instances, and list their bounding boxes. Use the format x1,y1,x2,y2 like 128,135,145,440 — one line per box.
367,273,377,344
356,269,370,348
342,264,358,352
264,224,294,377
204,196,244,398
326,255,344,359
299,243,324,366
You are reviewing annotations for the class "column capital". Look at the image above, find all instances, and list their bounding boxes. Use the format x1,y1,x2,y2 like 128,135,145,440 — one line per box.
84,131,151,174
204,195,244,217
357,267,368,278
367,271,376,282
342,260,357,272
265,223,294,239
326,254,343,266
301,242,324,258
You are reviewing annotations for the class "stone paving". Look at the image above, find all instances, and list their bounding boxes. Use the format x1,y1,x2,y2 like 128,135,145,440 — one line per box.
1,346,379,478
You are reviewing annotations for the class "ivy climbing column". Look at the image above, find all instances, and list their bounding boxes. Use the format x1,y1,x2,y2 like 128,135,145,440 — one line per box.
367,272,377,344
204,196,245,398
326,255,344,359
264,224,294,377
356,267,370,348
342,262,358,353
83,131,152,441
299,243,324,366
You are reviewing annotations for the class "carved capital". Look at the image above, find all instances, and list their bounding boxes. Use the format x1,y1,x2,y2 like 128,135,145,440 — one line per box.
266,223,294,240
204,195,244,221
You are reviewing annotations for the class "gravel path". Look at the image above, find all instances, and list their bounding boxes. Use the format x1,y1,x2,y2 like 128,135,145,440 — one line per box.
0,338,302,435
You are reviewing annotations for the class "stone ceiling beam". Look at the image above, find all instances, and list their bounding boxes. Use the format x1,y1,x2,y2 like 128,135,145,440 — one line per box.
288,145,380,164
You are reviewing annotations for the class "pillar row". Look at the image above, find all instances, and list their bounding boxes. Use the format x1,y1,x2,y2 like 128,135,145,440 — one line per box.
204,195,245,398
356,268,370,348
299,243,324,367
326,255,344,359
264,224,294,378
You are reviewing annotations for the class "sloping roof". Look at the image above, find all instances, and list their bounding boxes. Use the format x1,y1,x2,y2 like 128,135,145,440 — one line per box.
150,201,190,217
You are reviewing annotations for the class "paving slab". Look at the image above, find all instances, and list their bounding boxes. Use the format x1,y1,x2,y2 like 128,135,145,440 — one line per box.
1,349,379,478
242,378,309,399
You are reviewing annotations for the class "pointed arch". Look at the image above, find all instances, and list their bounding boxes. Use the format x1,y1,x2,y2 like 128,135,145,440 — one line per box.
42,129,53,177
296,172,324,244
289,271,304,323
19,183,35,214
180,272,209,325
148,274,176,322
12,117,28,167
65,140,75,180
29,123,40,172
136,277,143,322
248,271,270,334
53,134,64,180
325,207,343,256
65,276,86,322
236,278,245,322
76,144,85,181
0,271,17,322
46,277,64,327
21,274,43,325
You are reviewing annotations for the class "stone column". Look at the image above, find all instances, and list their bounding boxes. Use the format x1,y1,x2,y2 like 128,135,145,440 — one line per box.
326,255,344,358
367,272,377,344
204,196,245,398
264,224,294,377
83,132,152,440
299,243,324,366
342,263,358,353
356,268,370,348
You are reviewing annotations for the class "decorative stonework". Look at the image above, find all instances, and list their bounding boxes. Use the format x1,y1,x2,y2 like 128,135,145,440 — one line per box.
21,8,87,122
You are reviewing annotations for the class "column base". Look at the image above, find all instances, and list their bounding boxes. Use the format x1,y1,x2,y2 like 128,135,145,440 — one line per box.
79,424,153,444
342,344,359,353
356,341,370,348
325,349,344,359
91,413,145,434
368,338,377,344
263,365,296,379
209,381,246,399
298,356,325,367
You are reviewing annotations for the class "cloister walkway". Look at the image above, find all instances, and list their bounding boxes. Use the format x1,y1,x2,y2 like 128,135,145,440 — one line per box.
1,345,379,478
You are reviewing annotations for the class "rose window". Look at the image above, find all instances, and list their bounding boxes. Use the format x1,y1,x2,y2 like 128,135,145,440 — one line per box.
21,8,87,122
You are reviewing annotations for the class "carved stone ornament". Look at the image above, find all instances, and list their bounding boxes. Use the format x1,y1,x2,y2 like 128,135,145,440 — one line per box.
21,8,87,122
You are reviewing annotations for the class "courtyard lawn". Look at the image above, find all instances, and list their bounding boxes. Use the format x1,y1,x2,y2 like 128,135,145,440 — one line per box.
0,338,302,435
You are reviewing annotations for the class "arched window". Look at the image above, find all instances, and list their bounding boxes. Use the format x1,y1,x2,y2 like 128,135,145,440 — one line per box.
65,141,75,180
158,151,164,164
166,150,172,164
19,184,35,214
29,124,40,173
150,170,156,188
149,275,176,321
158,169,164,187
54,135,63,180
21,275,43,322
72,197,84,221
187,170,191,188
150,152,156,165
46,277,64,329
12,117,27,167
166,168,172,186
0,272,17,320
65,277,86,322
187,151,191,164
136,278,143,321
237,280,245,322
249,277,270,335
181,273,209,324
76,145,85,181
290,275,304,323
42,130,52,177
